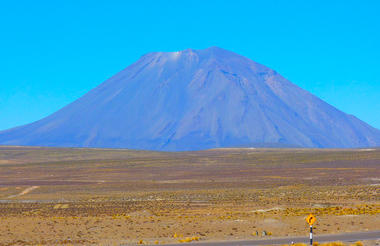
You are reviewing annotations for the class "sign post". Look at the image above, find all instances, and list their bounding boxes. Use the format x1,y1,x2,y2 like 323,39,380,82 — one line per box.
310,225,313,245
306,214,316,246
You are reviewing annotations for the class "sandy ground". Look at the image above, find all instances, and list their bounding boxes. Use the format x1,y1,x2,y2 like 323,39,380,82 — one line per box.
7,186,40,198
0,147,379,245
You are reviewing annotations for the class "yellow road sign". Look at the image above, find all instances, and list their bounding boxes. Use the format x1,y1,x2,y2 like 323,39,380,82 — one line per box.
306,214,316,226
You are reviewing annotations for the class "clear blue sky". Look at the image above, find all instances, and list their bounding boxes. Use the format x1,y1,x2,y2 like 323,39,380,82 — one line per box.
1,0,379,131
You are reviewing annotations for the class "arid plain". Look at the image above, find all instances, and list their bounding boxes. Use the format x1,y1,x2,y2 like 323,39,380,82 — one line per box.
0,146,379,245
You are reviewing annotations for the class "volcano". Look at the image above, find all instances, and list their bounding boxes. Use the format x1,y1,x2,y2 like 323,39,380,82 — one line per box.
1,47,380,150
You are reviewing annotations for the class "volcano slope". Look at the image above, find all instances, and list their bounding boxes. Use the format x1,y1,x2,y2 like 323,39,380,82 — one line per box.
0,146,379,245
1,47,380,150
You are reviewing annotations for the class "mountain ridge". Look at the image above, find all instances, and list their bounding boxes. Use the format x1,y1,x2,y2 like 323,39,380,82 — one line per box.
1,47,379,150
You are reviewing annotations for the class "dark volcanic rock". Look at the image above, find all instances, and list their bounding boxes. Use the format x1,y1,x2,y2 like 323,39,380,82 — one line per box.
1,47,379,150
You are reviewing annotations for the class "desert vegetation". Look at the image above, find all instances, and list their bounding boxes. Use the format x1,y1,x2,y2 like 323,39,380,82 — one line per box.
0,147,379,245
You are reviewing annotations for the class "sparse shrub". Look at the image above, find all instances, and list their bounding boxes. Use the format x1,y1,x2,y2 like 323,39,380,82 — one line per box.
350,242,363,246
320,242,346,246
178,236,200,243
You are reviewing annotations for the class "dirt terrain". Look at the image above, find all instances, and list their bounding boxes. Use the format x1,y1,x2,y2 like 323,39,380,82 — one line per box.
0,147,379,245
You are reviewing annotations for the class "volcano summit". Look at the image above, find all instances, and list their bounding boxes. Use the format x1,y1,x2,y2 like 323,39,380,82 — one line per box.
1,47,380,150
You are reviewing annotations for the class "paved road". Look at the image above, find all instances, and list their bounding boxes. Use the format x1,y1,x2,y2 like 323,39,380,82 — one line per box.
156,230,380,246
